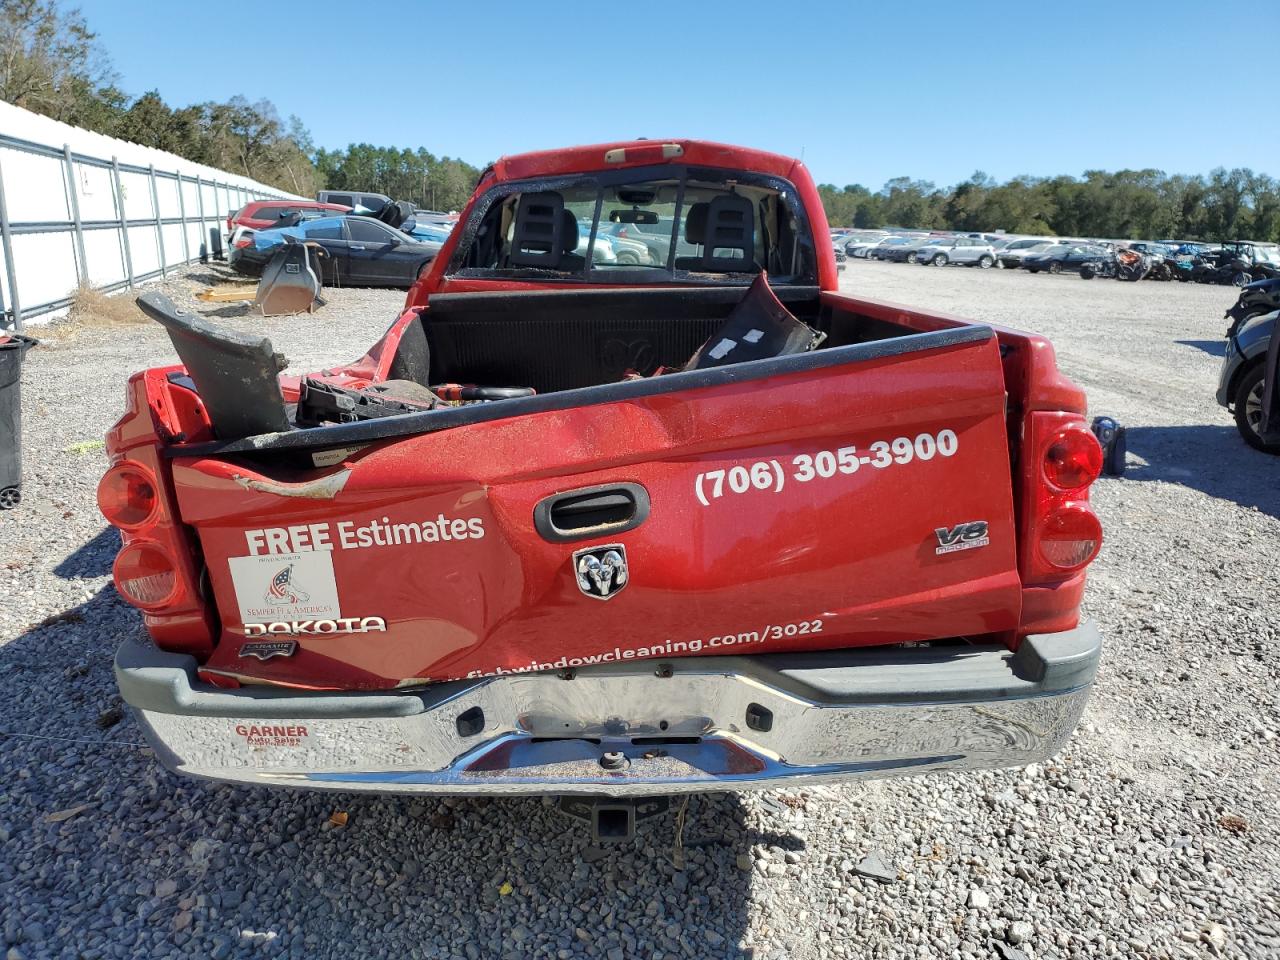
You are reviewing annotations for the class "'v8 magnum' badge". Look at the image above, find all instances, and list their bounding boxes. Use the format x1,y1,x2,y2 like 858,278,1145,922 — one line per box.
574,544,628,600
934,521,990,555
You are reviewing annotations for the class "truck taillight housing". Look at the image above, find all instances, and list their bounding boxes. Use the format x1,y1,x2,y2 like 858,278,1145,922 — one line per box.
97,462,158,530
113,541,180,610
102,376,218,656
1021,414,1104,583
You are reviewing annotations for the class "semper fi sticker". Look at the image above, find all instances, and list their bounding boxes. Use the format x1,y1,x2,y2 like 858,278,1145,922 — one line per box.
227,551,341,626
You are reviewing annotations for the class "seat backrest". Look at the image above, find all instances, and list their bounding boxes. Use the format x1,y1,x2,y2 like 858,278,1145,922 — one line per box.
509,192,576,267
674,194,757,272
701,193,755,271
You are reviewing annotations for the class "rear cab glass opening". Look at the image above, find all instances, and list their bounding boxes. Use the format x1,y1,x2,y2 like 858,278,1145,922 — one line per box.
449,165,819,286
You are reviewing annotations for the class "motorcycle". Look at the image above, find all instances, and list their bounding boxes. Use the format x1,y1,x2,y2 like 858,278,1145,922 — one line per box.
1079,255,1117,280
1192,253,1254,286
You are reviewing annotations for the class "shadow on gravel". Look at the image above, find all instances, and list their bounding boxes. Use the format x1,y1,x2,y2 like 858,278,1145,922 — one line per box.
202,304,254,319
1126,424,1280,518
52,525,118,580
182,269,236,286
0,587,763,957
1175,339,1226,358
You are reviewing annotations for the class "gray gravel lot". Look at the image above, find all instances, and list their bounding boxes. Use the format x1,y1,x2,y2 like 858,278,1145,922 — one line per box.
0,260,1277,959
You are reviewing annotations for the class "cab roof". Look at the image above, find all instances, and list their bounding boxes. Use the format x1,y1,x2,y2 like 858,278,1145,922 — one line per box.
488,139,806,186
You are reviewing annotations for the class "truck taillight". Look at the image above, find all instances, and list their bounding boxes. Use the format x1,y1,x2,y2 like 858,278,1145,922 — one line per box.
1042,424,1103,492
1037,504,1103,571
97,462,158,530
1022,413,1103,582
234,237,253,249
113,541,180,610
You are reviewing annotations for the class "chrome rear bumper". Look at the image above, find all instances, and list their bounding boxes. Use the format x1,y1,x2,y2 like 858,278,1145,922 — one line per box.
117,623,1101,797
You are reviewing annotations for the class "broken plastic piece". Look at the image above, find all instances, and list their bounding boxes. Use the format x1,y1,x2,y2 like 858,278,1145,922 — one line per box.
295,378,439,426
684,273,822,371
137,292,291,441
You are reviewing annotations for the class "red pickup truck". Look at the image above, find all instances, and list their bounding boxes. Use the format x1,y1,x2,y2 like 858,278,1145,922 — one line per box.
101,140,1103,827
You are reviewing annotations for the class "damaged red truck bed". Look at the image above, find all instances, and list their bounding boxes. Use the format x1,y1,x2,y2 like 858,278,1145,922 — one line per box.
101,139,1104,800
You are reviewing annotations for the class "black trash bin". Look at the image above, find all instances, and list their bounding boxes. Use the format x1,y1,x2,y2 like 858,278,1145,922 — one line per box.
0,332,37,510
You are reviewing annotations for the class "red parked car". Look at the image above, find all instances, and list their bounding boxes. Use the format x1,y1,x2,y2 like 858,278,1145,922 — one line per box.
102,140,1104,836
225,199,351,235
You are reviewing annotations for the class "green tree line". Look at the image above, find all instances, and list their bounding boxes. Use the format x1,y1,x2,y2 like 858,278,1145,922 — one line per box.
0,0,480,209
818,168,1280,243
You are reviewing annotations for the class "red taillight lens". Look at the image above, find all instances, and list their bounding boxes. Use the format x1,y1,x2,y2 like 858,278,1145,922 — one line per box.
1043,425,1103,492
234,237,253,249
1037,504,1103,571
97,462,158,530
113,541,179,610
1020,412,1105,592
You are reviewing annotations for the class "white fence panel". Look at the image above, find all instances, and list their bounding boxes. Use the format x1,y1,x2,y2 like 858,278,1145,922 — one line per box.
75,164,118,222
156,175,181,219
0,100,302,329
161,223,186,268
119,169,155,221
83,229,126,287
12,232,78,308
2,148,69,223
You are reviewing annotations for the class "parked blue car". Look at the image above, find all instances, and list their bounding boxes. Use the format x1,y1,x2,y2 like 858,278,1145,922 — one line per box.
400,220,453,244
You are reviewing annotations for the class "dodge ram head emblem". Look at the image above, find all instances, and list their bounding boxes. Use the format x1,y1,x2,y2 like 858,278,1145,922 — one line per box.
574,545,629,600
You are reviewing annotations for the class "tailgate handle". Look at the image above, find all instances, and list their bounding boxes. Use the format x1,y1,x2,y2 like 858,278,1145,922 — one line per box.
534,483,650,543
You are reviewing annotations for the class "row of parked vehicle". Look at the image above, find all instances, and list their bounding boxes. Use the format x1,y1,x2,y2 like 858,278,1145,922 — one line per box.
831,230,1280,287
224,195,458,289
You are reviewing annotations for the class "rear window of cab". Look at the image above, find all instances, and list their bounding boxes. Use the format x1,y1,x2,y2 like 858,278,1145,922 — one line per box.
448,166,818,285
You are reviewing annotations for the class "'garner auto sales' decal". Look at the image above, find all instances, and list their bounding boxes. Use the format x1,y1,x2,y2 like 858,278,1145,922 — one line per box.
235,724,309,748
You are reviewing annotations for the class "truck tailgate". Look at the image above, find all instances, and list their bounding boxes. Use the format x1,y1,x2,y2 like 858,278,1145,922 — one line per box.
172,328,1020,690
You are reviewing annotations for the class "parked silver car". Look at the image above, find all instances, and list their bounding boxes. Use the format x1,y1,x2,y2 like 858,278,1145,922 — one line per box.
845,234,891,258
916,237,998,268
996,238,1064,269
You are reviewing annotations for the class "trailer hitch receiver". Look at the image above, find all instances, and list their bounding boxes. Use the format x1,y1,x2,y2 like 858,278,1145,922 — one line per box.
557,796,671,843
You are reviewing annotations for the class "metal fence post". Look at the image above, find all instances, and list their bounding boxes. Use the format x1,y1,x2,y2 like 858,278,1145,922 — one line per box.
62,144,88,285
111,156,135,288
176,171,190,263
194,175,204,259
0,152,22,331
148,164,166,277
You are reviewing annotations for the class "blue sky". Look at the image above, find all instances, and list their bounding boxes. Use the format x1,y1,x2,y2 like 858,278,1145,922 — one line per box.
78,0,1278,190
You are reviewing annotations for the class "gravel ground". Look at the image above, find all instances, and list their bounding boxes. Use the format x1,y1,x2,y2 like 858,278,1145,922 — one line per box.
0,260,1277,959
